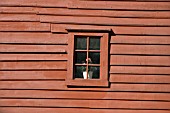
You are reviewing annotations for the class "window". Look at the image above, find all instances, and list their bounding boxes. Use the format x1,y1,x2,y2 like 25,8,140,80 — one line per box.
67,32,109,87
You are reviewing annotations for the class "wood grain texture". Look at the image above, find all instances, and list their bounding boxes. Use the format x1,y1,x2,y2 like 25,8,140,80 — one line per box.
110,74,170,83
0,108,169,113
0,0,37,7
0,22,50,31
0,44,67,53
0,14,39,22
70,1,170,10
0,0,70,7
110,36,170,44
1,90,170,101
0,71,66,80
1,71,169,84
0,61,67,70
0,32,68,44
0,99,170,109
40,15,170,26
0,7,37,14
110,66,170,75
110,45,170,55
51,24,170,35
0,54,67,61
110,55,170,66
39,8,170,19
0,0,170,112
1,81,170,92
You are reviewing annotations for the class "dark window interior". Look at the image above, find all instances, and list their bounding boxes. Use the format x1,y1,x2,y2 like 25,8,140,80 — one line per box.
74,36,101,79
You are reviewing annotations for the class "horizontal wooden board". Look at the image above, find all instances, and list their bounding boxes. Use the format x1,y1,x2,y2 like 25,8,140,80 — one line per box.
1,81,170,92
0,70,169,83
0,71,66,80
110,66,170,75
0,108,169,113
0,54,67,61
70,1,170,10
110,74,170,83
110,45,170,55
0,22,50,31
0,99,170,109
1,90,170,101
39,8,170,19
51,24,170,35
36,0,70,7
40,15,170,26
0,32,68,44
0,0,36,7
0,45,67,53
111,36,170,44
0,14,39,22
0,61,67,70
0,0,71,7
110,55,170,66
0,7,37,14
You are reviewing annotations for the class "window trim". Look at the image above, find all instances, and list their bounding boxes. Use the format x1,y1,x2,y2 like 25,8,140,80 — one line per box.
66,32,109,87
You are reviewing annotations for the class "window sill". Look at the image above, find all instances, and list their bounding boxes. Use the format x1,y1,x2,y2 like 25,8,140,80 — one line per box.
66,79,109,87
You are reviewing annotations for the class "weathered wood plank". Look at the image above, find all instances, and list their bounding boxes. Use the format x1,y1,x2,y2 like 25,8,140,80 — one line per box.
0,32,68,44
0,0,37,7
1,81,170,92
1,90,170,101
70,1,170,10
0,70,169,83
110,45,170,55
0,0,71,7
0,14,39,22
0,7,37,14
51,24,170,35
110,55,170,66
0,45,67,53
39,8,170,19
41,15,170,26
0,54,67,61
0,22,50,32
0,71,66,80
110,74,170,83
0,61,67,70
0,108,169,113
37,0,70,7
111,36,170,44
0,99,170,109
110,66,170,75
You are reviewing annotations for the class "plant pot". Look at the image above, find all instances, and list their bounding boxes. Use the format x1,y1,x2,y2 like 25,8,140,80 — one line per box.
83,71,93,79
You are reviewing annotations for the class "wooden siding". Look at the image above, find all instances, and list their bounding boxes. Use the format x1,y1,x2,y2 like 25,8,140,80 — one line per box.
0,0,170,113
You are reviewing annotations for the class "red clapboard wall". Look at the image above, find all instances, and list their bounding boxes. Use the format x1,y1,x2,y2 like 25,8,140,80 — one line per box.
0,0,170,113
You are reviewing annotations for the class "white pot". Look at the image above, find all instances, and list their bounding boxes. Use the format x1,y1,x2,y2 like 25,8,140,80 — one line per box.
83,71,93,79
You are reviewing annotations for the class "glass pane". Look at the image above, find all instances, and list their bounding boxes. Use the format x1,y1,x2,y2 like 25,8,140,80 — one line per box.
75,66,87,79
89,52,100,64
89,37,100,50
75,36,87,50
89,66,100,79
75,52,87,64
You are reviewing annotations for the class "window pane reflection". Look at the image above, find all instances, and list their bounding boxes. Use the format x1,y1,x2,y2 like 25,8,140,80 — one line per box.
89,66,100,79
75,37,87,50
75,52,87,64
89,52,100,64
89,37,100,50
